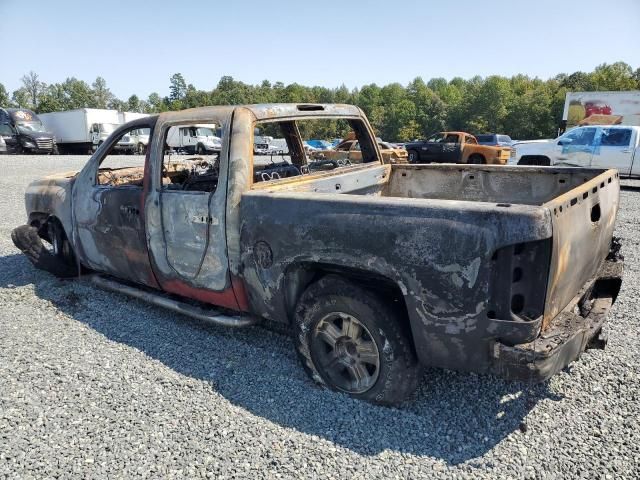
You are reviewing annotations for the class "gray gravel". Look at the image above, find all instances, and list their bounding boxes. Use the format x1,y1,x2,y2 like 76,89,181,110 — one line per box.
1,155,639,479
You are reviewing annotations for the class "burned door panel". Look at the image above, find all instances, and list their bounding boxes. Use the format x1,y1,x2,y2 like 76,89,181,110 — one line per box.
145,108,236,302
71,120,158,287
86,186,156,285
160,191,212,279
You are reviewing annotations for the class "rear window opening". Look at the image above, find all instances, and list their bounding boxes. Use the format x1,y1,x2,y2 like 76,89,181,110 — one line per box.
251,117,378,186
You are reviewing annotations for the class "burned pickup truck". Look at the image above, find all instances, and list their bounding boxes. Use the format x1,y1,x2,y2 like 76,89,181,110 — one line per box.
13,104,622,404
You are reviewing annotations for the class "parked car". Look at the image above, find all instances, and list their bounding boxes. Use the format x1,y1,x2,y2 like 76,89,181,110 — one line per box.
476,133,513,146
12,104,622,405
313,138,408,164
0,108,56,154
511,125,640,176
306,139,333,150
405,132,511,164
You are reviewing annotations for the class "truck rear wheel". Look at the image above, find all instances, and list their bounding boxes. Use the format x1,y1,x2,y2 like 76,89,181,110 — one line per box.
293,275,420,405
408,150,419,163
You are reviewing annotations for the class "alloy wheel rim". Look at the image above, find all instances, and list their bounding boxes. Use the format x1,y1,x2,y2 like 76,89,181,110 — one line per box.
310,312,380,394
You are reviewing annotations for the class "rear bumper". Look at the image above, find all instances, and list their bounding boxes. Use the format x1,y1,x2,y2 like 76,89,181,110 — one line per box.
491,257,623,382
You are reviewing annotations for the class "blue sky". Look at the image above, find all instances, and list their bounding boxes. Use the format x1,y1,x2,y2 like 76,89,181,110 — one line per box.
1,0,639,100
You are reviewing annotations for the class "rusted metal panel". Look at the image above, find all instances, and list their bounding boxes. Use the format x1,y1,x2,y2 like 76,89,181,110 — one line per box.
145,107,239,307
70,117,159,287
542,169,620,328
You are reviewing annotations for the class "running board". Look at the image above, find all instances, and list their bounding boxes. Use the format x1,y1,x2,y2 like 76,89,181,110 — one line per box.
90,275,257,328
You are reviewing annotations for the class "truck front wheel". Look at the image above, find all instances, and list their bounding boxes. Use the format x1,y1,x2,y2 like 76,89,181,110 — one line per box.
469,154,485,164
293,275,420,405
408,150,420,163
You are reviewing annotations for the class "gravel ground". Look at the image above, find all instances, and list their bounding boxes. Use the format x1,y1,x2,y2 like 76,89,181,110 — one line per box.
1,155,639,479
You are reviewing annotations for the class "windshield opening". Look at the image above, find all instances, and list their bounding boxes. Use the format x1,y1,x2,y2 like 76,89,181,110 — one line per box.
196,127,214,137
101,123,118,133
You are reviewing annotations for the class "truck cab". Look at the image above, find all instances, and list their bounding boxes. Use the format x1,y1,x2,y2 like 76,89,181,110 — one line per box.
166,124,222,154
405,131,511,164
90,122,119,147
0,108,56,154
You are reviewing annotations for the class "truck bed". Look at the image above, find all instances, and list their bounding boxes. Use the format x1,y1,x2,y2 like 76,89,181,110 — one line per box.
243,163,620,375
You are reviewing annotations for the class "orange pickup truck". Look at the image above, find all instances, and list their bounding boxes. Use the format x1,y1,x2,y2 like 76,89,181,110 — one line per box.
405,131,511,165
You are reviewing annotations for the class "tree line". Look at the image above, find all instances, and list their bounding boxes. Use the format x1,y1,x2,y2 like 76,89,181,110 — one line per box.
1,62,638,141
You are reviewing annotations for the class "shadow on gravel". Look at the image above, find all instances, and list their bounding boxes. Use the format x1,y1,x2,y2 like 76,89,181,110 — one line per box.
0,253,562,465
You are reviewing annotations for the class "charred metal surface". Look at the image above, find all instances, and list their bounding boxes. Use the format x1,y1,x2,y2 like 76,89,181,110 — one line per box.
492,258,622,381
542,170,620,328
145,107,236,304
14,103,624,381
71,117,158,287
91,275,257,327
24,171,77,236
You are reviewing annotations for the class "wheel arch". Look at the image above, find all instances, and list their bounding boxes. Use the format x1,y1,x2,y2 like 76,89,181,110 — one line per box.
468,153,485,164
283,261,415,342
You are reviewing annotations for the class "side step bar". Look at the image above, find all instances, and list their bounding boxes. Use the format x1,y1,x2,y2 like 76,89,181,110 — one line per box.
90,275,257,328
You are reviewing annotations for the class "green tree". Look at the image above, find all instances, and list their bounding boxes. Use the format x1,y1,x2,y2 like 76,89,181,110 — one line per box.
38,84,66,113
169,73,187,102
590,62,638,90
11,88,31,108
21,71,45,109
127,94,141,112
92,77,113,108
0,83,9,106
146,92,165,112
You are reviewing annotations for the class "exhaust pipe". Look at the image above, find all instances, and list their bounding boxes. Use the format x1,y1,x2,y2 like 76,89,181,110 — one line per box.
90,275,257,328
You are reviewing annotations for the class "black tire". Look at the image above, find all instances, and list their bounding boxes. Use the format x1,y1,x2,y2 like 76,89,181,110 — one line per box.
11,220,77,278
196,143,205,155
518,155,550,166
408,150,420,163
137,143,146,155
293,275,420,405
469,154,484,164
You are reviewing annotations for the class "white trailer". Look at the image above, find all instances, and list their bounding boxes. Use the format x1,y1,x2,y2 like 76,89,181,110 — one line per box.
562,91,640,130
119,111,150,124
39,109,121,154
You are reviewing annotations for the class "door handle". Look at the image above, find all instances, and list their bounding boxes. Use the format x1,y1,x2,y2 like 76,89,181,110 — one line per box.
621,149,631,153
119,205,139,216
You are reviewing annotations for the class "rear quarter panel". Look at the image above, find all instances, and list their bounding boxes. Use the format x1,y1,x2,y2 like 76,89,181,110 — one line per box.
239,191,552,372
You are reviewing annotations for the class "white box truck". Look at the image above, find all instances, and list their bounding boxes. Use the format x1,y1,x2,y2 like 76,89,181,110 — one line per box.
166,124,222,154
40,109,152,155
39,109,123,154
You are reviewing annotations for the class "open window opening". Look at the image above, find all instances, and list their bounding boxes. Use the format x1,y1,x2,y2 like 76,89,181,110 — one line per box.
159,123,224,193
251,117,379,185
